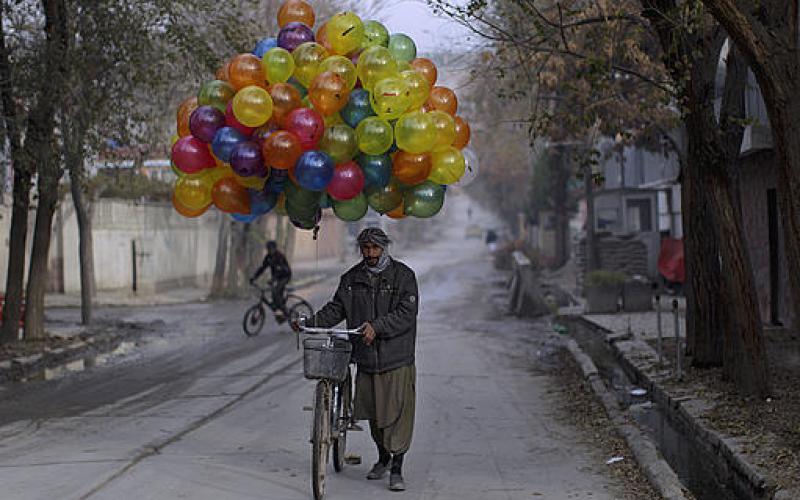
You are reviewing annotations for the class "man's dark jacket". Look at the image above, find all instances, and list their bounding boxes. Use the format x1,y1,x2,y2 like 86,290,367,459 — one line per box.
312,259,418,374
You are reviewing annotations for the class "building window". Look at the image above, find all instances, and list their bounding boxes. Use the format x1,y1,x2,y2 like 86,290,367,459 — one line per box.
626,198,653,232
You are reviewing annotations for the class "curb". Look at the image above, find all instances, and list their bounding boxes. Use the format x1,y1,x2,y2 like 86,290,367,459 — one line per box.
567,315,782,500
0,321,158,384
564,338,691,500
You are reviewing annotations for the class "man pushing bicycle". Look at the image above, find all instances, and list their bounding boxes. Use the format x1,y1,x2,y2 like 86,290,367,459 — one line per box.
294,227,418,492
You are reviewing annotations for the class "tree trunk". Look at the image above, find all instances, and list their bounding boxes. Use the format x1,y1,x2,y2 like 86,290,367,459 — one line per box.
0,173,32,342
681,143,725,366
24,169,60,340
209,216,229,298
70,165,95,324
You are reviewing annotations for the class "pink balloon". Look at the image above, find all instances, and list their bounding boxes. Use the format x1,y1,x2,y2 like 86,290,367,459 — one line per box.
327,161,365,201
172,136,216,174
225,101,255,136
285,107,325,150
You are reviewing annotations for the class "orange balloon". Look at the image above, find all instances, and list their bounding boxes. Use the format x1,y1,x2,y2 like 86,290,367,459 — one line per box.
453,116,471,149
386,201,406,219
262,130,303,170
309,71,350,116
176,96,198,137
212,177,251,214
268,83,302,128
392,151,432,186
410,58,437,87
426,86,458,116
172,194,210,218
278,0,315,28
316,22,333,52
228,54,265,91
215,58,232,81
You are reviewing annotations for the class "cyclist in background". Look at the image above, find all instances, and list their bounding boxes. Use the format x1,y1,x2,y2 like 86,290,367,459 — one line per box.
250,241,292,321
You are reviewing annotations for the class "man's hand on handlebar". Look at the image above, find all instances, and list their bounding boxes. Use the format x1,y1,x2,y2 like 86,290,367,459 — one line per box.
362,322,376,345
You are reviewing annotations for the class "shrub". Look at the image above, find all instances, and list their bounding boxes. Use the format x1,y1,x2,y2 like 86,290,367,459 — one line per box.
585,269,627,287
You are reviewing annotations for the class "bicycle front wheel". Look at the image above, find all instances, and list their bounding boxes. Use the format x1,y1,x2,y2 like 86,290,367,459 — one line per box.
242,304,266,337
287,295,313,324
332,369,352,473
312,380,331,500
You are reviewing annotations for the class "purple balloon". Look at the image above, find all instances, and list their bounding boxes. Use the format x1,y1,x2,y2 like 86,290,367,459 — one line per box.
189,106,225,143
230,141,265,177
278,22,315,52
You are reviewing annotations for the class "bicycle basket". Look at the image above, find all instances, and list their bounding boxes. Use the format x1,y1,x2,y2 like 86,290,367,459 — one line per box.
303,337,352,381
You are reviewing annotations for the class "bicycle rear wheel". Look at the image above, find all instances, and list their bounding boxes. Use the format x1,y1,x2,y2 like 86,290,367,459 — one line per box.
312,380,330,500
332,369,352,473
287,295,313,324
242,304,266,337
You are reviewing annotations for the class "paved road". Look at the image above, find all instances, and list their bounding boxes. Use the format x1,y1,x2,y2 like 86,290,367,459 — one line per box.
0,198,634,499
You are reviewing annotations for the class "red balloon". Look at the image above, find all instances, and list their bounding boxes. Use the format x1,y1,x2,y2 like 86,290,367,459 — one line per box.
327,161,365,201
212,177,251,214
285,107,325,150
225,101,255,136
172,136,216,174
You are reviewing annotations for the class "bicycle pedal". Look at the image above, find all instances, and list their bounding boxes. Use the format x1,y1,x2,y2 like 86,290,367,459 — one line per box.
348,422,364,431
344,454,362,465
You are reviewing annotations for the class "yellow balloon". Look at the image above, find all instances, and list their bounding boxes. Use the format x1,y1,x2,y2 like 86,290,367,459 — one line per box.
235,173,268,190
170,134,180,146
174,175,212,210
324,112,345,127
292,42,329,87
397,61,412,73
395,111,436,154
428,110,456,152
356,117,394,155
357,46,398,91
232,86,274,127
401,69,430,110
326,12,365,55
370,76,411,120
319,55,358,90
262,47,295,85
428,147,466,184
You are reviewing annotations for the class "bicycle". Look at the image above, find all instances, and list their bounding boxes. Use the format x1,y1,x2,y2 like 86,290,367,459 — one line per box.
298,320,364,500
242,282,313,337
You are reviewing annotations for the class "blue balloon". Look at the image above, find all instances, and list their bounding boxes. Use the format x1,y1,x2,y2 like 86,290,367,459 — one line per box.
288,77,308,98
295,151,335,191
319,192,333,209
341,89,376,128
252,37,278,58
249,189,278,216
357,153,392,188
264,168,289,194
212,127,246,163
232,213,258,223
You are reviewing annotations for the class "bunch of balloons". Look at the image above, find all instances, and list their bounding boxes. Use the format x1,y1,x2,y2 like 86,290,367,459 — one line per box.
171,0,478,228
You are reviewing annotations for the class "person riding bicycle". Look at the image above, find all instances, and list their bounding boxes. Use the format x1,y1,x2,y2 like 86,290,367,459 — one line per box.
250,241,292,320
295,228,418,492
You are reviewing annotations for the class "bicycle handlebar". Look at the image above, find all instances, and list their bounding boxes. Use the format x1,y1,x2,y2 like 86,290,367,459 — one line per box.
299,325,365,336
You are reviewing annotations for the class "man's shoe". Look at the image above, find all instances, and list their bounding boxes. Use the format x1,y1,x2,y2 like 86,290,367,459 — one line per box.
389,472,406,491
366,462,389,480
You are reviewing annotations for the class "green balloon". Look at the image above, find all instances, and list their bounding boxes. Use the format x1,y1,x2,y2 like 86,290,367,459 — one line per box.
333,193,368,221
198,80,235,113
319,124,359,164
366,178,404,214
388,34,417,63
285,180,320,211
404,181,444,218
362,21,390,49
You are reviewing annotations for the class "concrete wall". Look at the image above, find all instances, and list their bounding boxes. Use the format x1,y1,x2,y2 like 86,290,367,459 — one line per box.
736,151,796,330
55,200,222,294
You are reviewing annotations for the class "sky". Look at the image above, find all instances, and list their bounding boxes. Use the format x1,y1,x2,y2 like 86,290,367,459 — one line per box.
372,0,476,53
